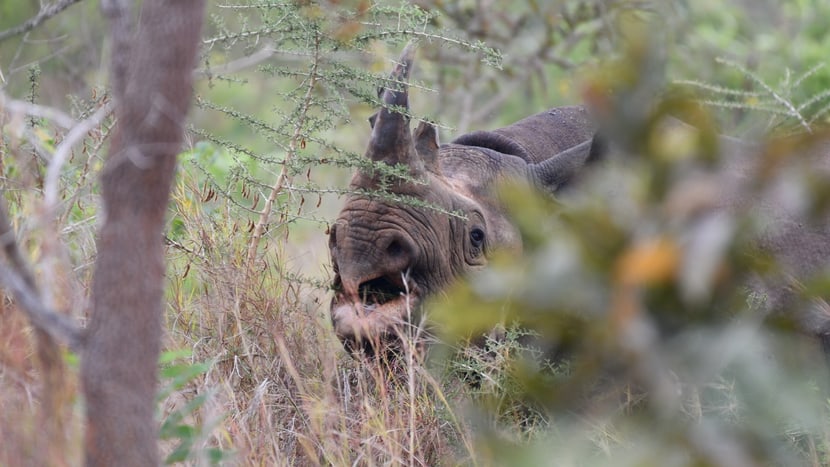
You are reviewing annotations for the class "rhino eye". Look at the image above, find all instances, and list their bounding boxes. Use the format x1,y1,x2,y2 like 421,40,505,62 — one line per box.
469,227,485,249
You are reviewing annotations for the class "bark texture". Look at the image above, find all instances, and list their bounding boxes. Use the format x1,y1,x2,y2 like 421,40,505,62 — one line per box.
80,1,205,465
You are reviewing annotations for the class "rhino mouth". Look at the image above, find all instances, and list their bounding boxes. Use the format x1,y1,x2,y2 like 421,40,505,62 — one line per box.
330,273,422,357
359,276,409,306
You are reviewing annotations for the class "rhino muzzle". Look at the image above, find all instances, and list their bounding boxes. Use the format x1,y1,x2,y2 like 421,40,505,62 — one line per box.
330,271,422,357
328,215,429,356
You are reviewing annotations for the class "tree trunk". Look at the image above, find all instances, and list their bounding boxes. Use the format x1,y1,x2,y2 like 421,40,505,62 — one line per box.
79,1,204,465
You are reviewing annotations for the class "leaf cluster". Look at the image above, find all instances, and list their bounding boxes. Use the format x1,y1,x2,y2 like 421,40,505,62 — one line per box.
432,20,830,465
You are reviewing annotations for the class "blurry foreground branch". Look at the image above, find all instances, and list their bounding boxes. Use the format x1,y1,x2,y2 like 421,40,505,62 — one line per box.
0,200,83,351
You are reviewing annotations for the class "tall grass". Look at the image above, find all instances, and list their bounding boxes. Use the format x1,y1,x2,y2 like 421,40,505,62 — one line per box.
163,170,482,464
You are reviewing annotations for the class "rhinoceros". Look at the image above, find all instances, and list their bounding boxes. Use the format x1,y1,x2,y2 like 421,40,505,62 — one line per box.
329,44,830,358
328,44,601,355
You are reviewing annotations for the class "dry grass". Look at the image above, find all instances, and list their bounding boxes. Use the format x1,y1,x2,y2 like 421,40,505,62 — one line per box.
3,145,830,467
155,171,484,465
0,166,480,465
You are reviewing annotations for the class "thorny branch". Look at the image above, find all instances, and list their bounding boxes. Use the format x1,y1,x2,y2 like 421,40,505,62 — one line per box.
0,0,85,43
194,43,276,79
245,33,321,272
43,100,114,214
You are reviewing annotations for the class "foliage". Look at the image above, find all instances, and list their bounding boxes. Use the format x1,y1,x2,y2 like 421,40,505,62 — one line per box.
3,0,830,465
675,59,830,135
667,0,830,133
432,11,830,465
157,350,230,465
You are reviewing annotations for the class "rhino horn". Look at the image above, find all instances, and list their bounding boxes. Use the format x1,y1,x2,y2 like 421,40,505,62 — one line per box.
365,42,422,171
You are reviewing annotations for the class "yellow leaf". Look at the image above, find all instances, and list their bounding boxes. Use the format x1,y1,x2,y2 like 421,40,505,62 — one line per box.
614,237,679,286
558,78,571,98
649,122,699,162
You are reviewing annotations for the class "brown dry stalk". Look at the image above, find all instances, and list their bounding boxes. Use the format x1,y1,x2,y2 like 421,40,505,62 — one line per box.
244,34,321,273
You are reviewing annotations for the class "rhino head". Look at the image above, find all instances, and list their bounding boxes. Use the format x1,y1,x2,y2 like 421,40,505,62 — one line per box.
329,44,598,356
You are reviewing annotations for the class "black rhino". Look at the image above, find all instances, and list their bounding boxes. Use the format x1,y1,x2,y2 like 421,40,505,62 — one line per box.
328,44,600,355
329,44,830,358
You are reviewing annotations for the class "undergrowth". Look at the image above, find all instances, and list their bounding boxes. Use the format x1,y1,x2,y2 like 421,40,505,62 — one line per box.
4,1,830,466
162,165,459,464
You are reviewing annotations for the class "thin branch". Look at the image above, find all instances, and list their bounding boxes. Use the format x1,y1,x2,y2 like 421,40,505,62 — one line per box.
193,43,276,79
8,43,73,76
163,235,204,259
203,25,287,47
1,92,77,129
673,79,762,98
696,99,791,116
2,96,114,317
808,99,830,126
0,200,83,351
0,0,85,43
43,100,114,214
0,264,83,351
716,57,812,133
798,88,830,113
792,63,825,91
37,100,113,314
245,34,321,271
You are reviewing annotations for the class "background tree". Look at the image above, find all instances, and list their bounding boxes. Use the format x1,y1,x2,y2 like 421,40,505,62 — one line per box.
81,0,205,465
1,0,204,465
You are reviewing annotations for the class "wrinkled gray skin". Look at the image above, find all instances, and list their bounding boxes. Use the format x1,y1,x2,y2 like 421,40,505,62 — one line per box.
329,44,598,355
329,45,830,357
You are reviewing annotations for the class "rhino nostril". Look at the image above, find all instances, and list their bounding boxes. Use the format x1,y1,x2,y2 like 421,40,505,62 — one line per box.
386,239,404,257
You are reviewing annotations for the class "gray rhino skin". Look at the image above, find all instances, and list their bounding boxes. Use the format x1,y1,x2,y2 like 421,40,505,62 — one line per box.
329,44,599,355
329,44,830,356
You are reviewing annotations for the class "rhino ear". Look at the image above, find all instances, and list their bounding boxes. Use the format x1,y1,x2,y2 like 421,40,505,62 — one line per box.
414,120,441,173
528,135,604,192
365,42,421,170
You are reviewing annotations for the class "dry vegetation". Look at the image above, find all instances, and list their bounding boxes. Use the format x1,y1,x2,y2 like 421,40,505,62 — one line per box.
3,0,830,465
162,169,477,464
